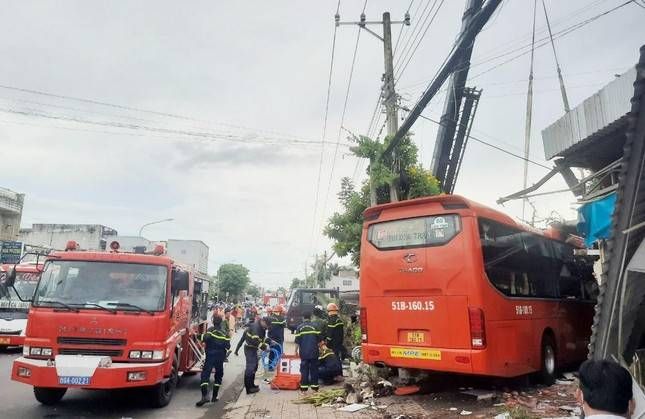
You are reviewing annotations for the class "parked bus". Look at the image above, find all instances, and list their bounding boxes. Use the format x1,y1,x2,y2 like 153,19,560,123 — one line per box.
0,263,41,349
360,195,597,383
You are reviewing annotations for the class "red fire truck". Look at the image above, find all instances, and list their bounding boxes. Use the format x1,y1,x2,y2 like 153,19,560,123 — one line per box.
2,241,209,407
0,263,41,348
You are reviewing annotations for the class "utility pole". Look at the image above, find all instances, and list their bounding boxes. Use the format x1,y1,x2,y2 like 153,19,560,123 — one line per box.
337,11,410,205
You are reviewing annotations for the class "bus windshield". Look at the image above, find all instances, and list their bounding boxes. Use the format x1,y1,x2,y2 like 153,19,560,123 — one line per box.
33,261,168,312
0,272,38,312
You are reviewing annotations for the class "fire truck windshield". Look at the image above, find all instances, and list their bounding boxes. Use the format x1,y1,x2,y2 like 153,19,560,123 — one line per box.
33,261,168,312
0,273,37,312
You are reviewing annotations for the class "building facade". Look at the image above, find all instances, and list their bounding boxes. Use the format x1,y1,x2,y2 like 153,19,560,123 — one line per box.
0,187,24,241
19,224,118,251
166,239,209,276
327,269,359,292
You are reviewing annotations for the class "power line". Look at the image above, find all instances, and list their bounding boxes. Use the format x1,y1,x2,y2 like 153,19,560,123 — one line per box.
0,83,308,143
309,0,342,259
0,106,347,148
318,0,368,249
393,0,435,72
394,0,445,81
416,112,552,170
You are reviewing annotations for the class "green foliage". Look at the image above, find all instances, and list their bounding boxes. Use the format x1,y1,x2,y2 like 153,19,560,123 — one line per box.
216,264,250,300
324,134,441,266
290,277,305,289
246,282,261,298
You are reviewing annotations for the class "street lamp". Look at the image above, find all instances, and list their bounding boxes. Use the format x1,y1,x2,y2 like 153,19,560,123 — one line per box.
138,218,174,237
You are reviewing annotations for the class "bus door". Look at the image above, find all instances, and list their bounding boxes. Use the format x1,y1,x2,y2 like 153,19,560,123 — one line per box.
363,212,472,351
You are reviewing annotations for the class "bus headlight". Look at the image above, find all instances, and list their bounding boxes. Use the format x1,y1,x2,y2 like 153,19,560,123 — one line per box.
41,348,53,356
129,350,141,359
140,351,153,359
23,346,30,356
152,350,164,360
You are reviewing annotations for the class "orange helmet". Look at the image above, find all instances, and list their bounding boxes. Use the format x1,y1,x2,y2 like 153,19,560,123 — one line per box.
272,305,284,313
326,303,339,312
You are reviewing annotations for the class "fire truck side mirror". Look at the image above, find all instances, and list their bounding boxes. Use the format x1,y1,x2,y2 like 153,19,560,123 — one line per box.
171,270,189,294
3,267,16,288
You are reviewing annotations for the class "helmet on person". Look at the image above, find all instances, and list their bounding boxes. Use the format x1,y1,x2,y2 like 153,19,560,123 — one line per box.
326,303,339,312
272,305,284,313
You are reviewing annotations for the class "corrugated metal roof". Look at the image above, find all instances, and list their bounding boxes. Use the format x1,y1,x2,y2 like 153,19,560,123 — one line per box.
542,67,637,160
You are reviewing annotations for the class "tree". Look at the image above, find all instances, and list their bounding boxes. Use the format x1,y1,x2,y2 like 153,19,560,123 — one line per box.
290,278,305,289
216,264,250,301
246,283,261,299
276,286,287,296
324,134,441,266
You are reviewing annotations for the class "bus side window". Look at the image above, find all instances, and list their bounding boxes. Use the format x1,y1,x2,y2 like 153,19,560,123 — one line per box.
523,234,558,298
479,219,530,297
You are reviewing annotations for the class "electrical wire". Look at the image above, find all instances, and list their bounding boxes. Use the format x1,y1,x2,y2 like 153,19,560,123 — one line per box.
394,0,445,81
393,0,436,73
415,112,551,170
318,0,368,249
309,0,342,259
392,0,415,57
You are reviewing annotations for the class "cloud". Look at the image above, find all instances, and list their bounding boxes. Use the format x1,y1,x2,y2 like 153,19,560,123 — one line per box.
172,142,316,170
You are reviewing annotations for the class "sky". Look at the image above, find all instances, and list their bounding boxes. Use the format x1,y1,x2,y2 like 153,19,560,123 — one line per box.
0,0,643,289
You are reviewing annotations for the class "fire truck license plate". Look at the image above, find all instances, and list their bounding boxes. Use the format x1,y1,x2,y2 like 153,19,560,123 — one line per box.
58,376,91,386
407,332,425,343
0,337,9,344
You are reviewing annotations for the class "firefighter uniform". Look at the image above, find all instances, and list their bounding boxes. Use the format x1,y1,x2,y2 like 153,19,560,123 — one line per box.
196,327,230,406
318,346,343,384
295,320,322,391
325,313,347,360
235,319,271,393
268,311,286,369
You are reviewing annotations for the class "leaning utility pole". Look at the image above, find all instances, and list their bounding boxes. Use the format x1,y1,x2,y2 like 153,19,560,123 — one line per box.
431,0,483,190
337,11,410,205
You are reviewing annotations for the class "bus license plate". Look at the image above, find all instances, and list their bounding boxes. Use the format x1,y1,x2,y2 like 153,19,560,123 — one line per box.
0,337,9,344
407,332,425,343
390,347,441,360
58,376,91,386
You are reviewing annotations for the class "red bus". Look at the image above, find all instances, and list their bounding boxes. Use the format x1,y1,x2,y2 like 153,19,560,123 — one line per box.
359,195,597,383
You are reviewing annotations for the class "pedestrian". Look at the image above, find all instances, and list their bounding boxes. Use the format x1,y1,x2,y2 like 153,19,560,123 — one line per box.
196,314,231,406
295,311,322,393
234,315,273,394
325,303,347,360
267,305,286,370
576,359,635,418
317,342,343,385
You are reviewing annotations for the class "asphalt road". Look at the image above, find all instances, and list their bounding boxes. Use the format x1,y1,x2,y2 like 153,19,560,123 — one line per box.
0,331,246,419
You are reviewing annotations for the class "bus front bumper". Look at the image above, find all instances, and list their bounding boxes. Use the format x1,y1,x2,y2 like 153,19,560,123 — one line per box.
0,335,25,346
361,343,483,375
11,356,169,389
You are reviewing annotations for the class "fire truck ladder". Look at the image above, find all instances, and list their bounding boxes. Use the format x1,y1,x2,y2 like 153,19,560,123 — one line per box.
187,333,206,372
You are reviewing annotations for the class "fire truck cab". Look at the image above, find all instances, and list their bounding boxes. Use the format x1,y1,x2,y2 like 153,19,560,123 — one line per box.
2,241,209,407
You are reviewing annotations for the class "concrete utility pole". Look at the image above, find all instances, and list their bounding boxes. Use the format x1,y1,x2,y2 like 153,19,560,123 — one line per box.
431,0,483,185
337,11,410,205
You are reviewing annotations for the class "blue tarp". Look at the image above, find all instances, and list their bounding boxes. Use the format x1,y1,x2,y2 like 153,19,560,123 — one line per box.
577,192,616,247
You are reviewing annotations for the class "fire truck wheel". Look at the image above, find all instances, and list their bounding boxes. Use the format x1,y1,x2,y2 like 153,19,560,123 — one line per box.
149,355,178,408
539,335,557,385
33,387,67,405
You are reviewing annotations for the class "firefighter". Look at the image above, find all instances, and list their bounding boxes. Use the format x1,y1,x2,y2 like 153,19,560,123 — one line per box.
234,315,272,394
267,305,286,370
196,314,231,407
317,342,343,385
295,311,322,392
325,303,347,360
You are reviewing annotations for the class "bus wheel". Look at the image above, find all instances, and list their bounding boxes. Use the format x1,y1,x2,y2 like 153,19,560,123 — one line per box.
539,337,557,385
33,387,67,405
149,355,178,408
